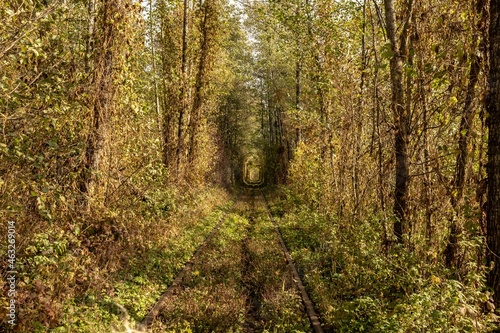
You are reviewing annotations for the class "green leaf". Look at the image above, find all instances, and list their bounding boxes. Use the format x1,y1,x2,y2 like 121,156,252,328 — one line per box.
48,140,58,148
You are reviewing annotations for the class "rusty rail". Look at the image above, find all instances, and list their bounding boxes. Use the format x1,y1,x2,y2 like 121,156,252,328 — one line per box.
136,204,233,331
261,192,325,333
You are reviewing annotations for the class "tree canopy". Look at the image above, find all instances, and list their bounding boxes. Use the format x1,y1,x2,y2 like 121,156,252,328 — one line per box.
1,0,500,331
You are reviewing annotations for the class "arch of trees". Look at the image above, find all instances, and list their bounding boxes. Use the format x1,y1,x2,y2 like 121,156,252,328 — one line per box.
1,0,500,330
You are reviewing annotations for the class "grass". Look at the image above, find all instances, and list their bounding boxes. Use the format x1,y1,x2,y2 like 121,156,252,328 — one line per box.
149,195,311,333
272,194,499,333
25,191,319,333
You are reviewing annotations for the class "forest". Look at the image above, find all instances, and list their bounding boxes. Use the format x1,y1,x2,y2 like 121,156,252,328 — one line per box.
1,0,500,331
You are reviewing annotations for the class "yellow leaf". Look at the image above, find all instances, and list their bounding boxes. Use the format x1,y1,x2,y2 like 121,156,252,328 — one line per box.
431,275,441,284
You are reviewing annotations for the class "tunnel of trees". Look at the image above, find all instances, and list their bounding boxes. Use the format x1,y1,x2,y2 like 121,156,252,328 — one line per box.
1,0,500,331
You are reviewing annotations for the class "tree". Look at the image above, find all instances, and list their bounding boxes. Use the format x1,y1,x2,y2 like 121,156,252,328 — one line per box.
80,0,133,204
487,0,500,309
445,0,488,270
187,0,220,167
176,0,190,178
384,0,414,244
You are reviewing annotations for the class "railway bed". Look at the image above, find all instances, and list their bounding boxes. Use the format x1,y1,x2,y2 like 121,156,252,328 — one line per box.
137,190,324,332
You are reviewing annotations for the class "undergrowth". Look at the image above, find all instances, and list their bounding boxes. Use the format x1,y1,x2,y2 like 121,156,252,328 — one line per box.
152,212,249,332
0,186,230,332
273,192,499,332
151,197,310,333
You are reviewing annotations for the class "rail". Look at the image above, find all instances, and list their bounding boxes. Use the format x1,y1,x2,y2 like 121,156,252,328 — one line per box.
261,192,325,333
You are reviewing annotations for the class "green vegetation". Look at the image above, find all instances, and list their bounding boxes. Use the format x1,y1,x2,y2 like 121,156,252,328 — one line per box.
150,198,309,332
2,0,500,331
274,196,497,331
152,212,249,332
5,188,230,332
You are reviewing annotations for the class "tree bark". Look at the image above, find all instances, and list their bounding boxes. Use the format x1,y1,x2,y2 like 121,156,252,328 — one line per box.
487,0,500,309
445,54,481,269
176,0,189,179
295,58,301,145
85,0,95,72
446,0,488,269
158,6,176,169
353,0,367,218
384,0,413,243
417,54,433,242
81,0,116,202
187,0,213,166
150,0,164,160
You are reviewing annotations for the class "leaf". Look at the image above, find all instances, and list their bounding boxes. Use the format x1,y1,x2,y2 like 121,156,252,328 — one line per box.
431,275,441,284
381,43,395,59
405,67,417,78
48,140,58,148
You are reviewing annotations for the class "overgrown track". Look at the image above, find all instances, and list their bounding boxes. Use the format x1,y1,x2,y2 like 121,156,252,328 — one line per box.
138,191,319,332
262,192,325,333
242,193,261,331
136,201,235,332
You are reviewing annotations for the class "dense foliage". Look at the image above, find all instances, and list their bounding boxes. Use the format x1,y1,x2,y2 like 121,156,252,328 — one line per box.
1,0,500,331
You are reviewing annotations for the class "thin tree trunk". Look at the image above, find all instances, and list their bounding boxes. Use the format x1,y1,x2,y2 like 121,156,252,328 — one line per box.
159,13,176,169
188,0,212,165
453,57,481,204
149,0,163,161
487,0,500,309
445,54,481,269
353,0,367,218
176,0,189,179
85,0,95,72
405,23,416,244
418,55,433,242
384,0,413,244
369,1,384,212
295,57,301,145
445,0,488,269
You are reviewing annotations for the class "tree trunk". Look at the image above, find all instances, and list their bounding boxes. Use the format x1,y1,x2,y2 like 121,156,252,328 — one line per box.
85,0,95,72
487,0,500,309
445,0,488,270
81,0,116,202
188,0,212,166
445,54,481,269
149,0,163,160
353,0,367,218
384,0,412,244
417,54,433,242
159,11,176,169
295,58,301,145
176,0,189,179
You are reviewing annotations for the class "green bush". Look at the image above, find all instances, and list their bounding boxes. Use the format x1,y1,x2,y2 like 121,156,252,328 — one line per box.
277,202,498,332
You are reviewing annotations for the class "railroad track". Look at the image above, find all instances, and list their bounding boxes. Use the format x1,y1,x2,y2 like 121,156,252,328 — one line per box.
137,190,325,332
241,192,261,332
261,191,325,333
136,200,236,331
